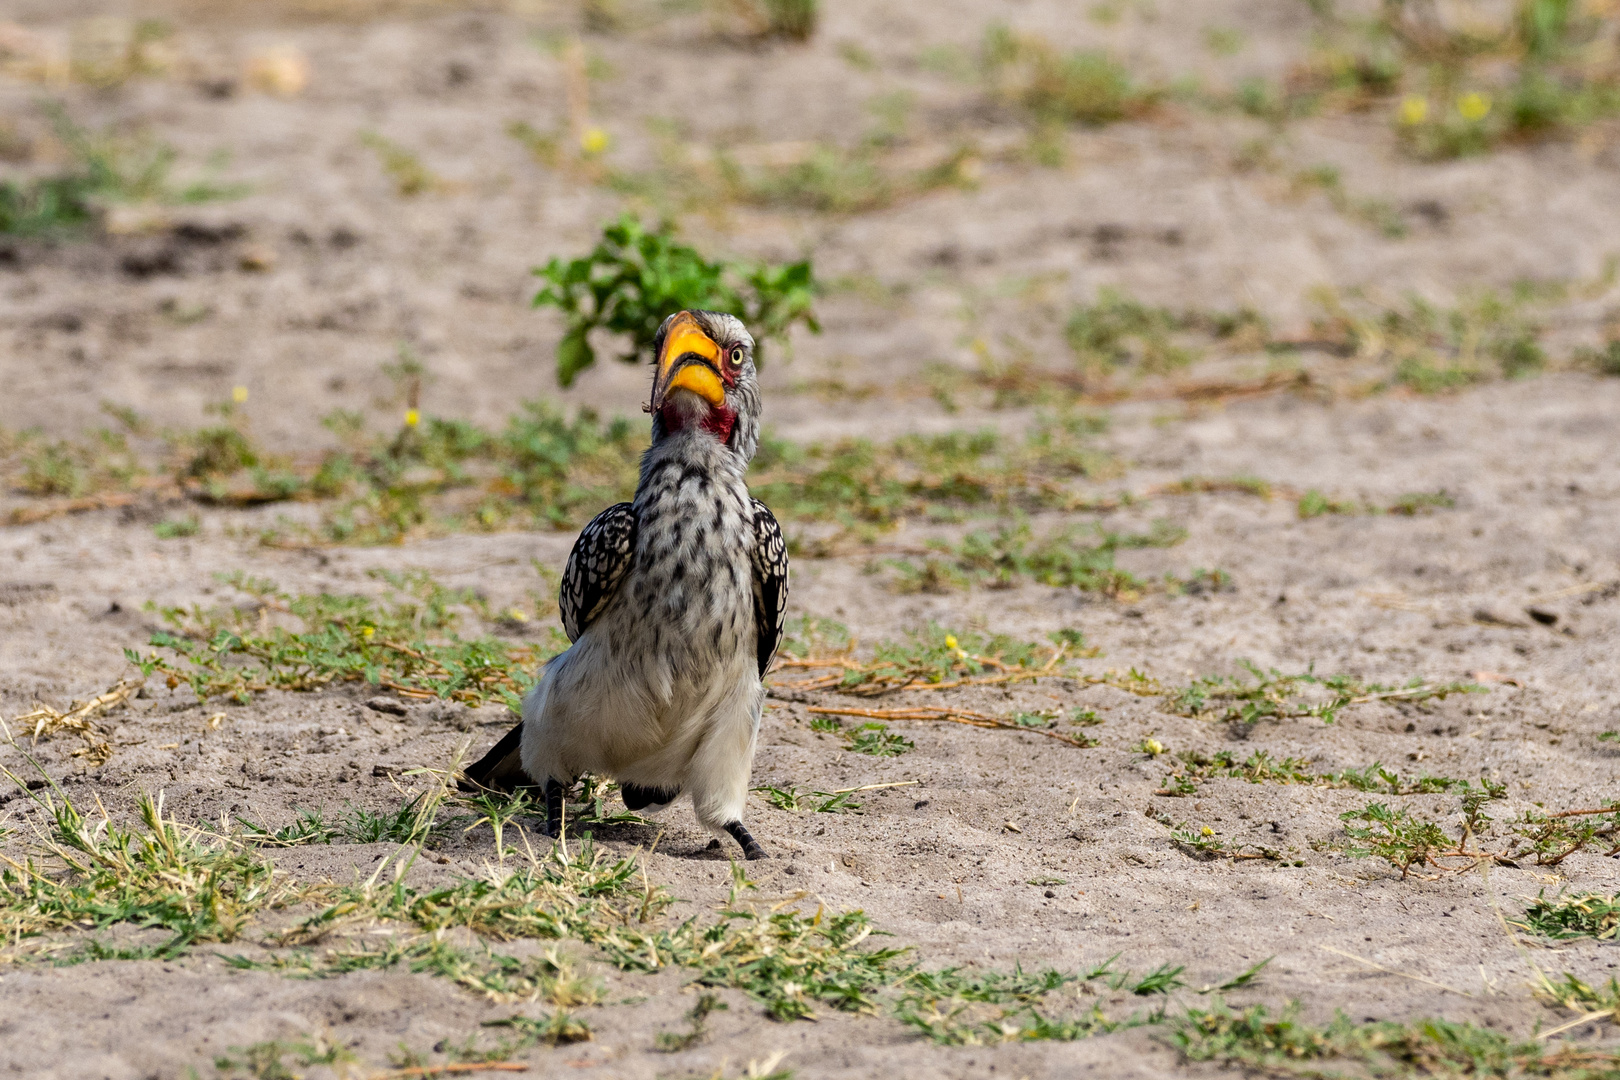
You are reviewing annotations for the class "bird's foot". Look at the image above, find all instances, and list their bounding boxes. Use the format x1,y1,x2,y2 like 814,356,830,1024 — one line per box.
542,778,564,841
724,820,768,861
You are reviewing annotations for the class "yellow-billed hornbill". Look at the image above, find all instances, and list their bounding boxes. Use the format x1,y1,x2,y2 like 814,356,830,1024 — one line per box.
460,310,788,860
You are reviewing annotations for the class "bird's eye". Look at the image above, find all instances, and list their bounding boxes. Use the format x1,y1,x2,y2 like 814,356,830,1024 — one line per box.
728,344,745,366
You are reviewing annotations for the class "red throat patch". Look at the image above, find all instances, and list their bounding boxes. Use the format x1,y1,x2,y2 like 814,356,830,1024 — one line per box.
660,403,737,444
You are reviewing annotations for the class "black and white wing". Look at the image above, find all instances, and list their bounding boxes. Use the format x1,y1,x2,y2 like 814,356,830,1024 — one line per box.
558,502,638,642
748,497,790,679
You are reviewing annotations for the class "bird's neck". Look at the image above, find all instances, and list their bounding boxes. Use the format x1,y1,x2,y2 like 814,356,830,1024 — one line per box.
641,424,747,487
658,402,736,445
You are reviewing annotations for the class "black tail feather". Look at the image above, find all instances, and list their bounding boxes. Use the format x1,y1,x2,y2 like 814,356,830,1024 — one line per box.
621,783,681,810
458,722,527,793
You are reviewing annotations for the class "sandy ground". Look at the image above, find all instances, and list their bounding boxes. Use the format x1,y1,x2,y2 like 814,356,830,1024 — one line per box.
2,2,1620,1078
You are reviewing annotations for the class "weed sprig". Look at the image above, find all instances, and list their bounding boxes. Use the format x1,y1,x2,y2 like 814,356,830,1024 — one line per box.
1172,660,1481,727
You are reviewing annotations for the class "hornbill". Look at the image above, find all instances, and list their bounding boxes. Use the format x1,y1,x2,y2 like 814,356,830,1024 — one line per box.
460,310,789,861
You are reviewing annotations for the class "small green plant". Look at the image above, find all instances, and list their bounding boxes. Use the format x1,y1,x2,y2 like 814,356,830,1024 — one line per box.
886,519,1184,597
10,427,140,499
1339,802,1452,878
483,1011,593,1047
1292,0,1620,160
237,808,337,846
1066,288,1195,377
359,131,442,196
895,960,1120,1044
1168,823,1285,863
1289,164,1408,238
530,214,819,385
749,418,1116,531
655,991,727,1051
1298,488,1454,520
1157,752,1481,800
1130,963,1187,995
1163,749,1316,791
1504,804,1620,866
1313,286,1551,389
0,105,244,237
340,793,443,845
1297,489,1358,518
1533,970,1620,1027
152,515,200,539
1172,1003,1617,1075
457,787,538,861
775,623,1076,696
982,25,1155,126
777,613,852,659
846,723,913,757
215,1036,355,1079
1172,661,1480,726
755,785,867,814
1514,892,1620,941
1337,763,1474,796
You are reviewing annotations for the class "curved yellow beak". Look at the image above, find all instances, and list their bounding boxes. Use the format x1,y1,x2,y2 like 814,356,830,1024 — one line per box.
653,313,726,409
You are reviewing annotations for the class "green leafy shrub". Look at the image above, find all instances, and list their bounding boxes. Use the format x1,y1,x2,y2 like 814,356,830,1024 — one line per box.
531,215,819,386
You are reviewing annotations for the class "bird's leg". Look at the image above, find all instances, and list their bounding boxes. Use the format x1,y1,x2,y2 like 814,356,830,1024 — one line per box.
541,778,564,839
723,820,768,861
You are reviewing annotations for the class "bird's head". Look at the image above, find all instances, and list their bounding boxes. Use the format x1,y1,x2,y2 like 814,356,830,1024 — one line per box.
647,309,761,461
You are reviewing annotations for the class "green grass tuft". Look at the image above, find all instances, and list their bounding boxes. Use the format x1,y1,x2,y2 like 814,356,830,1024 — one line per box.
126,570,566,709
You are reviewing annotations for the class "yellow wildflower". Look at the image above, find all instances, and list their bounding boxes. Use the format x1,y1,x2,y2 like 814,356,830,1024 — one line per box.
404,409,420,428
1201,825,1214,837
580,127,609,155
1144,738,1165,757
1398,94,1428,125
231,385,249,404
1457,92,1491,122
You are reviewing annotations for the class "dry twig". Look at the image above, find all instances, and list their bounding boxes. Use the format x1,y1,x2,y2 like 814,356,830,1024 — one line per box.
10,676,144,766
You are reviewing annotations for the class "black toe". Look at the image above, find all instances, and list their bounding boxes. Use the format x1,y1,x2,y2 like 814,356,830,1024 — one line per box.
724,820,768,861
